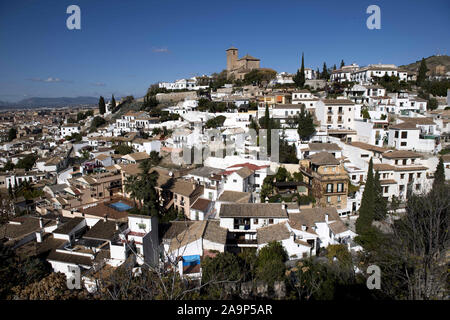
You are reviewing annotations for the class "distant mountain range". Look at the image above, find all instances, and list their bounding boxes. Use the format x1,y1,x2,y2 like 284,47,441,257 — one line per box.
0,96,98,109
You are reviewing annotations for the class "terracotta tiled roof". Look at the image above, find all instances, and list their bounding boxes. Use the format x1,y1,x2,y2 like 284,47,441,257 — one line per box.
257,222,290,245
309,151,340,166
322,99,354,105
382,150,421,159
217,191,251,203
203,220,227,245
220,203,288,218
349,141,387,153
190,198,211,212
389,122,419,130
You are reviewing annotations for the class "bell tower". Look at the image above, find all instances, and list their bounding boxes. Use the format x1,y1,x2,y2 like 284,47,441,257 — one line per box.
226,47,238,72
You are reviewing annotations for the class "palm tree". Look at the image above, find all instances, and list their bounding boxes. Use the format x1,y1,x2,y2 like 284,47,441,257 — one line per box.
124,175,139,206
136,159,160,216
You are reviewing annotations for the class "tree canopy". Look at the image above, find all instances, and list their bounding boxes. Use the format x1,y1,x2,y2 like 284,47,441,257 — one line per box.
98,96,106,114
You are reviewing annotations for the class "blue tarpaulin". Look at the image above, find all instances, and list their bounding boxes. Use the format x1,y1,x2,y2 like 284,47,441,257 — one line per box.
182,255,200,266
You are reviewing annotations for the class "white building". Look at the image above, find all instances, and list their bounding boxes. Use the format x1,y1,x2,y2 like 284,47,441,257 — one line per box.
315,99,355,130
61,124,81,138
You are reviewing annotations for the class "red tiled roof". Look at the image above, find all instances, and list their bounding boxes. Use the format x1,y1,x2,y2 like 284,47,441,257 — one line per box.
227,162,269,171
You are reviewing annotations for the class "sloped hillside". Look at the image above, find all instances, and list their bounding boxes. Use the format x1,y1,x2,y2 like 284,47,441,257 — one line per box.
400,55,450,74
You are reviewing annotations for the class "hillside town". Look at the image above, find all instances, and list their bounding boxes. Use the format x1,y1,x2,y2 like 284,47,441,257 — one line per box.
1,48,449,301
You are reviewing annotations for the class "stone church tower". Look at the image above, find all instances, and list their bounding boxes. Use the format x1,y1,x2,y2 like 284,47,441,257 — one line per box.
226,47,239,72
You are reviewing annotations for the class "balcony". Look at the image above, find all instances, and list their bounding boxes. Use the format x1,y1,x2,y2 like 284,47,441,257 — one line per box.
226,238,257,246
233,224,251,231
324,188,347,195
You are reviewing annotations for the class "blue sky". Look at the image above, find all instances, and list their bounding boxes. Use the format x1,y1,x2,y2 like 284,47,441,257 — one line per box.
0,0,449,102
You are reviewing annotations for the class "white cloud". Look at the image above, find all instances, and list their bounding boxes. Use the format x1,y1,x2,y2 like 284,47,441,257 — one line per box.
28,77,64,83
152,47,169,53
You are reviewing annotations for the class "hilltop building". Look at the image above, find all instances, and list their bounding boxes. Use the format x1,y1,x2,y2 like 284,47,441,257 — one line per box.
226,47,260,80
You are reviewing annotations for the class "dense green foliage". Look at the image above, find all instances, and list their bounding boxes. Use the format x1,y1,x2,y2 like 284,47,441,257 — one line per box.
98,96,106,114
90,116,107,132
0,243,52,299
243,69,277,86
76,110,94,122
293,53,306,88
16,153,38,171
256,241,288,286
296,105,316,141
417,57,428,85
113,144,134,155
7,127,17,141
205,115,226,128
355,158,377,246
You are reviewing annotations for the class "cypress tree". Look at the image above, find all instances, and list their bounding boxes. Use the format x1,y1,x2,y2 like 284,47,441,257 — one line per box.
316,67,320,79
417,58,428,86
264,104,271,157
356,158,375,235
340,59,345,68
432,157,445,190
111,95,116,110
322,62,328,80
299,52,305,87
293,53,305,88
98,96,106,115
297,105,316,141
373,170,387,220
333,64,337,71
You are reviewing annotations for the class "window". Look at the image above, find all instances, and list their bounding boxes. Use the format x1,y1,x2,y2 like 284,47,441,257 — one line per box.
327,196,331,203
400,174,405,179
416,184,421,191
384,186,389,193
195,211,199,220
337,183,344,192
417,173,421,178
268,219,274,224
337,195,341,203
233,179,237,183
352,175,356,180
326,183,333,193
402,159,407,165
395,131,399,138
401,142,407,146
401,131,408,139
254,218,258,224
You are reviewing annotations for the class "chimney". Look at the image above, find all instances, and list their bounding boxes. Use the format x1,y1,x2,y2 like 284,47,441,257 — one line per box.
56,216,61,226
325,214,329,224
35,231,43,243
104,214,108,222
302,224,306,231
115,222,119,230
281,201,286,210
39,217,44,229
192,183,196,190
